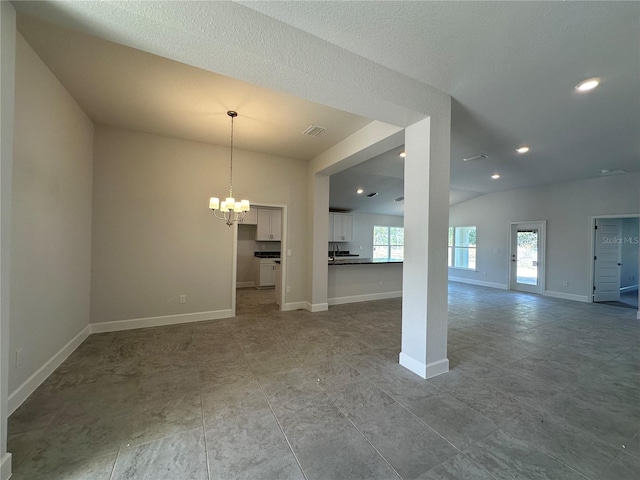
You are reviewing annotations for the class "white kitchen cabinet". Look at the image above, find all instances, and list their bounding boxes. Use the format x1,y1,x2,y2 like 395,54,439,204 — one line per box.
331,213,353,242
255,258,278,288
256,208,282,241
239,207,257,225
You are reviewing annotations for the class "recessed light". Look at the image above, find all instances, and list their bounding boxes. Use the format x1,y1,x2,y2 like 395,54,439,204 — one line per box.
516,146,529,154
575,78,600,92
491,174,501,179
356,188,364,194
399,152,406,158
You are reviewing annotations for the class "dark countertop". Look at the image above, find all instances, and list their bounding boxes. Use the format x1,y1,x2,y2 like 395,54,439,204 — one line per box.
254,252,281,258
328,258,403,266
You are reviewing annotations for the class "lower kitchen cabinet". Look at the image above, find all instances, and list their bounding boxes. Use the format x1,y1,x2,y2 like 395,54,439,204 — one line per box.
255,258,278,288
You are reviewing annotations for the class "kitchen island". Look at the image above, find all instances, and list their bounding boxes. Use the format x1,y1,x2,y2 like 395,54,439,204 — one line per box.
328,258,403,305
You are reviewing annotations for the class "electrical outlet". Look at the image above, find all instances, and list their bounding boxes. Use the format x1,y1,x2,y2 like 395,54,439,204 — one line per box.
286,286,291,293
16,348,23,368
287,249,292,257
179,294,186,304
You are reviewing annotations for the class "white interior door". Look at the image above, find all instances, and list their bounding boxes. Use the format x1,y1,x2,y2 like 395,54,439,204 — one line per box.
510,222,545,294
593,218,622,302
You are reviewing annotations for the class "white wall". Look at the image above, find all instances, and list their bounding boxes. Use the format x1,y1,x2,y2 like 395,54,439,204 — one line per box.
328,263,402,305
334,212,403,258
91,126,307,324
0,2,16,474
620,217,639,289
10,34,94,393
449,173,640,300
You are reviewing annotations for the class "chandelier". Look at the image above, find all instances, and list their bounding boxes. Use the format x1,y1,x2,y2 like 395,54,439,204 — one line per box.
209,111,250,226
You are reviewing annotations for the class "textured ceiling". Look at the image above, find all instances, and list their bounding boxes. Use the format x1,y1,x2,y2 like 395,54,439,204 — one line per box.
16,14,371,161
242,1,640,208
13,1,640,214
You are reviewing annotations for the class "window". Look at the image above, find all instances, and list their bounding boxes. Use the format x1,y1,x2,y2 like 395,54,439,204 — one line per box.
373,226,404,260
448,226,476,269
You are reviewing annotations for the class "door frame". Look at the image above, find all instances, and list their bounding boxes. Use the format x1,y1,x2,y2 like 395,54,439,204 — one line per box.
508,220,546,294
588,213,640,304
232,203,288,316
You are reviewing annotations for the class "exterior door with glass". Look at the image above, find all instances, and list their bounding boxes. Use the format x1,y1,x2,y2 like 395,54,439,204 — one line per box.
509,222,545,294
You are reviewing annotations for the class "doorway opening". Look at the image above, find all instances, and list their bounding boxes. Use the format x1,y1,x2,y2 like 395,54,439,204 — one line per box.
509,221,546,295
233,204,286,316
591,215,639,310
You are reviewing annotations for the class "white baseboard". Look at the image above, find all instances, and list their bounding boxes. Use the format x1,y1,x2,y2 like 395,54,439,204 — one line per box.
620,285,638,294
399,352,449,380
282,301,306,311
236,281,255,289
305,302,328,312
91,309,233,333
328,291,401,306
426,358,450,379
448,277,508,290
8,325,91,415
1,452,11,480
543,290,589,303
1,453,10,480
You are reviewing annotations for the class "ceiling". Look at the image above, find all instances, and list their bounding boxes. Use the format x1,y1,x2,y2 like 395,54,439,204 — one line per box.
13,1,640,215
15,14,371,162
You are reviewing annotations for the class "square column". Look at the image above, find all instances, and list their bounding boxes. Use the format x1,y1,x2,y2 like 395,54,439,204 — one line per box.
400,115,450,379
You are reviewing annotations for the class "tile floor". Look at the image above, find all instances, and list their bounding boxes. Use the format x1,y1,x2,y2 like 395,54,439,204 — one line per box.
8,283,640,479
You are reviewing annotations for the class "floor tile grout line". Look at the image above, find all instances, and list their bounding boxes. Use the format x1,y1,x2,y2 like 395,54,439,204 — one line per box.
320,385,404,480
198,391,212,480
342,364,468,458
254,377,310,480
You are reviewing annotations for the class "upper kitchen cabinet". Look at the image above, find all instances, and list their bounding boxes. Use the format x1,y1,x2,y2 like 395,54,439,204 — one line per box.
256,208,282,241
239,207,258,225
330,213,353,242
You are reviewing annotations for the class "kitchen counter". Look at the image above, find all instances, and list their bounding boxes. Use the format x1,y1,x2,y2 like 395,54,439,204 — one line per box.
328,257,403,266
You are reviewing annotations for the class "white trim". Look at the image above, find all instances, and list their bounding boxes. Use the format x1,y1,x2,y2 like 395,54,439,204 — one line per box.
448,277,508,290
282,301,306,311
8,325,91,415
1,452,11,480
328,291,401,306
90,309,233,334
236,281,255,289
620,285,638,294
508,221,546,295
399,352,426,378
400,354,450,380
305,302,328,312
426,358,450,379
636,310,640,320
588,213,640,303
543,290,589,303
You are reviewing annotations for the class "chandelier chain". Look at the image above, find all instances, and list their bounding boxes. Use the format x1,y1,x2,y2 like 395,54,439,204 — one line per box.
229,113,234,196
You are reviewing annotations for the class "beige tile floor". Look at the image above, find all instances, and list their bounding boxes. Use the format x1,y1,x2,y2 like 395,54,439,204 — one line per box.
8,283,640,479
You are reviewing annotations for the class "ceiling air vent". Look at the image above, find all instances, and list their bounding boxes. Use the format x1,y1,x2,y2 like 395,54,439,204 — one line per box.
463,154,488,162
301,125,326,137
366,192,379,198
394,196,404,202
